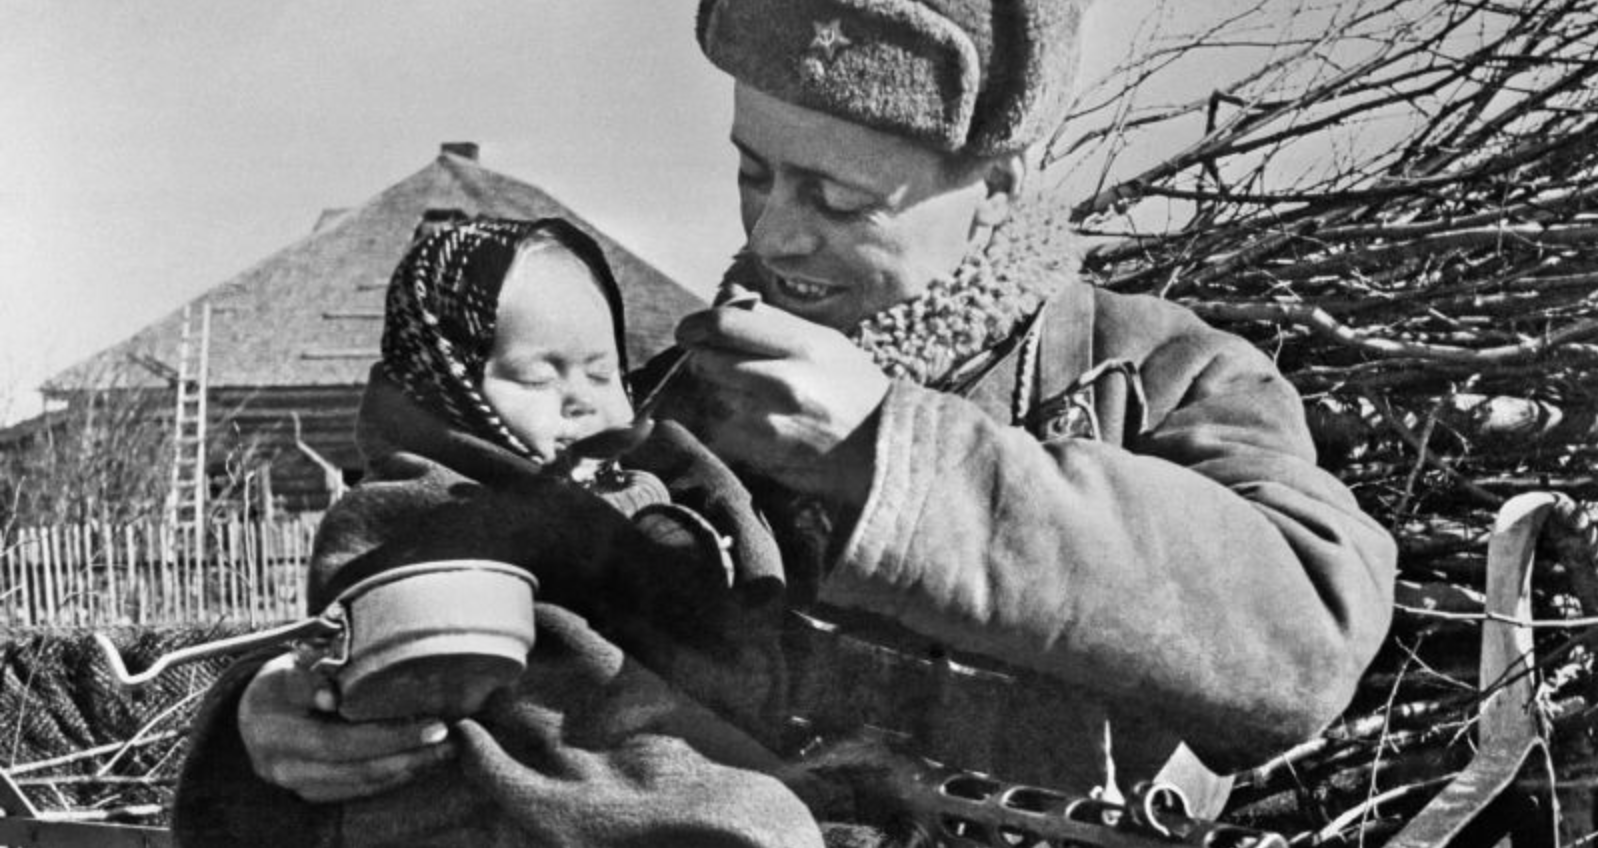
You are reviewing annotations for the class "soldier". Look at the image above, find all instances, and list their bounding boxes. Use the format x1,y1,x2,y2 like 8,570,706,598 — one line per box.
190,3,1397,846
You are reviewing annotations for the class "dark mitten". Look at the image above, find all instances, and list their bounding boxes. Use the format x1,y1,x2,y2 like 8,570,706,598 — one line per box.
624,418,785,595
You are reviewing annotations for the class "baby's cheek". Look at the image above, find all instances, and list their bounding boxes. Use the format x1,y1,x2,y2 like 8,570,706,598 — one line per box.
488,387,563,450
600,386,636,428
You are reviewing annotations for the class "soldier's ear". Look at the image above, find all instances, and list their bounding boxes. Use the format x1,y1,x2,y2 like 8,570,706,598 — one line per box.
974,152,1027,228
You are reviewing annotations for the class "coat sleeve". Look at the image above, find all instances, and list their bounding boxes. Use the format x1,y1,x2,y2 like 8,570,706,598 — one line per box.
172,651,329,848
820,307,1397,772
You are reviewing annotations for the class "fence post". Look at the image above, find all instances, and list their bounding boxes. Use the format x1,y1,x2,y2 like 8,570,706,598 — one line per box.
189,524,200,621
60,525,73,624
123,523,138,625
27,527,39,626
35,526,49,626
158,522,171,623
86,522,99,624
259,519,273,622
139,522,151,624
275,520,288,621
67,522,78,626
20,528,34,625
84,522,94,625
223,519,236,622
171,522,182,623
35,526,47,622
59,523,72,625
238,518,252,624
61,522,73,625
173,521,184,623
66,522,78,625
57,523,70,625
1,529,11,627
183,522,192,622
288,517,304,620
13,528,24,626
100,522,115,624
284,518,299,620
41,525,57,623
71,522,86,625
1,531,13,627
245,518,260,625
175,521,183,624
232,518,244,622
276,520,288,621
197,522,207,620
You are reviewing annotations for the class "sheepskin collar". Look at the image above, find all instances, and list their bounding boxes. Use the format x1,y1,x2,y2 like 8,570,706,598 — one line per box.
719,211,1076,388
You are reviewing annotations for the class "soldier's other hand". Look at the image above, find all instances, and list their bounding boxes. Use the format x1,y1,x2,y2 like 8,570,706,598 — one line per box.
238,652,455,803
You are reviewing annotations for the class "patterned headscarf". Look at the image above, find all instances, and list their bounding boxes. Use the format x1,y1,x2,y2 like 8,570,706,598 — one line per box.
380,216,629,458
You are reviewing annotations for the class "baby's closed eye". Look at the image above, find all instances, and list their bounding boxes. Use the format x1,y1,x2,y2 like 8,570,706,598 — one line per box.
490,356,560,388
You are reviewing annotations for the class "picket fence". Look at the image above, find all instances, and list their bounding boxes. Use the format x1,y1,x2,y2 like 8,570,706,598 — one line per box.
0,517,319,627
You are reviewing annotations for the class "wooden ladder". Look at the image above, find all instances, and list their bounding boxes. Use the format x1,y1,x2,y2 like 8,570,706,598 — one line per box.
166,301,211,569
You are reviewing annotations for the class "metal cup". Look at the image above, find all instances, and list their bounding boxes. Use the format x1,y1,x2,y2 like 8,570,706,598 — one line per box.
307,560,539,721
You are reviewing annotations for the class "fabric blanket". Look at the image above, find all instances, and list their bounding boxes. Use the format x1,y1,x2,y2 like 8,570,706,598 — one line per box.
173,369,824,848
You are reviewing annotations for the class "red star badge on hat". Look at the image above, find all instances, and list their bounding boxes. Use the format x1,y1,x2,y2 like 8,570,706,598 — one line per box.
809,18,852,61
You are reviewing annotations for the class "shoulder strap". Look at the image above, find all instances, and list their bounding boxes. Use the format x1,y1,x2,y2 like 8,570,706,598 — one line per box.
1020,288,1149,441
1033,287,1088,415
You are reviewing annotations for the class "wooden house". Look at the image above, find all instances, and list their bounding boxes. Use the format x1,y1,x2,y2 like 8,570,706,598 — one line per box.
29,143,705,514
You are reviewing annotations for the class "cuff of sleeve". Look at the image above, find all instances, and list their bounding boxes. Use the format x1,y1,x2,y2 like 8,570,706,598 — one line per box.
824,380,949,611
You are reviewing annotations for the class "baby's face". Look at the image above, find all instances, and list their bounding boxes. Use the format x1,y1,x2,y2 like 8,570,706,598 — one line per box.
482,246,634,469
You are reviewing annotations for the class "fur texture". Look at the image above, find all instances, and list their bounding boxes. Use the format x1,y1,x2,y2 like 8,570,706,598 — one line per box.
696,0,1089,154
719,202,1079,387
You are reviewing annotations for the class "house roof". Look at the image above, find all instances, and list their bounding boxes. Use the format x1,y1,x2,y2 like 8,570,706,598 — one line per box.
46,145,705,392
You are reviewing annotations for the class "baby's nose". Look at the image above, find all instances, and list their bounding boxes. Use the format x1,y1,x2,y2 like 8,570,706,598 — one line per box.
562,388,598,419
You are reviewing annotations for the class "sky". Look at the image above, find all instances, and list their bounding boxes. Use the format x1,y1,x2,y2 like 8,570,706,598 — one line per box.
0,0,1298,424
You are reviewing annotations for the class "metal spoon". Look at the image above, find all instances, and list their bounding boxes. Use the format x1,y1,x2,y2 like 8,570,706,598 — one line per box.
566,287,761,462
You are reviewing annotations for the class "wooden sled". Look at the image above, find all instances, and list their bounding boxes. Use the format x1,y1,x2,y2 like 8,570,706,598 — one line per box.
1384,492,1566,848
0,493,1578,847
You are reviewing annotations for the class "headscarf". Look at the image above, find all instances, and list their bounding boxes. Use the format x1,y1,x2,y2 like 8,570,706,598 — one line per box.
379,216,629,458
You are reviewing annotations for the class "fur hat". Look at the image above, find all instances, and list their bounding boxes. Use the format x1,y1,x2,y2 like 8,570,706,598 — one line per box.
695,0,1088,155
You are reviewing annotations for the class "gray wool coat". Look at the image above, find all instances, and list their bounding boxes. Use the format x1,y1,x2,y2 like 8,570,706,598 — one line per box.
765,278,1397,817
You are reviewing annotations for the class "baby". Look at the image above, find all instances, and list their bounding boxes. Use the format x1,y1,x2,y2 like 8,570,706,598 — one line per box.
308,219,626,719
380,216,636,485
172,217,819,848
311,215,791,719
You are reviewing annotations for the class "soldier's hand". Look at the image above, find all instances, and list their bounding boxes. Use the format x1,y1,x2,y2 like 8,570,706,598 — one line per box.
673,303,886,505
238,652,455,803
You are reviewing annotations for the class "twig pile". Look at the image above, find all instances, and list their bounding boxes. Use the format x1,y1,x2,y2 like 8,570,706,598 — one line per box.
0,626,243,823
1051,0,1598,841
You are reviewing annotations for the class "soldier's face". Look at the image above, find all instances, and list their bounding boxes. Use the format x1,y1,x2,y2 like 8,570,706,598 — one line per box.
730,83,1003,331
